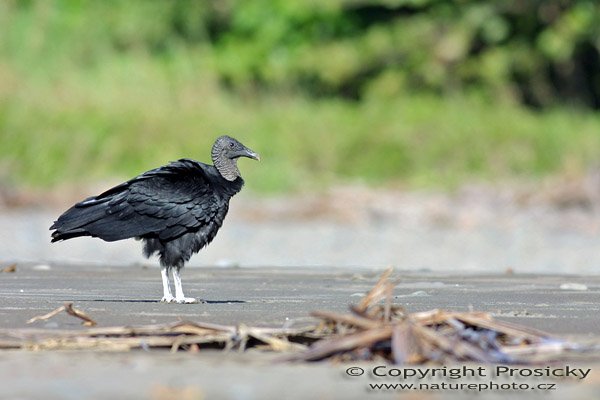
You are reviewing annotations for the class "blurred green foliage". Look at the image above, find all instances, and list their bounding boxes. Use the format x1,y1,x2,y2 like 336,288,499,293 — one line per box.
0,0,599,191
214,0,600,108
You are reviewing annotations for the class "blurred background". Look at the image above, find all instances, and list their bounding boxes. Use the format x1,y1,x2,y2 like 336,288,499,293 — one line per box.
0,0,599,273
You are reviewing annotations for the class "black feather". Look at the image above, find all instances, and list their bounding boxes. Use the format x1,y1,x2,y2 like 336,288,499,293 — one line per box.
50,136,254,269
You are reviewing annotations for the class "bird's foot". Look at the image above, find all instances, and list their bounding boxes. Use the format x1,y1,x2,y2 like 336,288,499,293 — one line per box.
160,295,176,303
174,296,200,304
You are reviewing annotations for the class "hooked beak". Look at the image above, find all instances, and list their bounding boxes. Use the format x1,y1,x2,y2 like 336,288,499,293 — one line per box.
243,148,260,161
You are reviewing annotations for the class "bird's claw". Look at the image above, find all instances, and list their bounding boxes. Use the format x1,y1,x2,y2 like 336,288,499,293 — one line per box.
175,297,199,304
160,295,175,303
160,296,200,304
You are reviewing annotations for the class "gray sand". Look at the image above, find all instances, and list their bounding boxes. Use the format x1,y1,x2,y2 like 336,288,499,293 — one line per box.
1,264,600,399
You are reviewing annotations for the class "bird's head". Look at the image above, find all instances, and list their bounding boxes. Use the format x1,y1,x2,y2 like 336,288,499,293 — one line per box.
213,135,260,161
212,135,260,181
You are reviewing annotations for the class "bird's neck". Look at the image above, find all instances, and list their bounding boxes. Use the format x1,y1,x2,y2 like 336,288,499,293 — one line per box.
213,155,240,182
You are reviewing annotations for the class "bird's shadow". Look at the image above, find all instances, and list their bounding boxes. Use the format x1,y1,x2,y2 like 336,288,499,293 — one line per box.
66,299,246,304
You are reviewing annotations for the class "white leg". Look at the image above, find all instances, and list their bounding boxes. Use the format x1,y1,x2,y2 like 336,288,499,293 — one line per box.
160,266,175,303
173,267,198,304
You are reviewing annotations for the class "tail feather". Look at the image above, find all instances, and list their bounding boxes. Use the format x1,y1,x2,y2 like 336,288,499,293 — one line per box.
51,228,90,242
50,189,161,243
50,196,113,242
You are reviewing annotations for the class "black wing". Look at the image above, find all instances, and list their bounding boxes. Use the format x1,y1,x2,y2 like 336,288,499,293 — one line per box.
50,159,225,242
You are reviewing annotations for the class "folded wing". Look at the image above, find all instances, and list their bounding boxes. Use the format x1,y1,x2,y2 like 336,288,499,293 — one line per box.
50,159,222,243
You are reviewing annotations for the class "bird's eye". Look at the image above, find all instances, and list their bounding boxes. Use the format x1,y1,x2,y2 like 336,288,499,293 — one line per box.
229,142,235,148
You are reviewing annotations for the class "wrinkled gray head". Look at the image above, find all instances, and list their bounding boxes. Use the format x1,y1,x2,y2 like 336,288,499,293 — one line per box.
211,135,260,181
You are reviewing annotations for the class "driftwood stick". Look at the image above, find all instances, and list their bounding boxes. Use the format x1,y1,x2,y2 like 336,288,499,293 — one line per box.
310,310,382,330
27,305,67,324
355,267,394,313
27,303,97,327
64,302,97,327
290,326,393,362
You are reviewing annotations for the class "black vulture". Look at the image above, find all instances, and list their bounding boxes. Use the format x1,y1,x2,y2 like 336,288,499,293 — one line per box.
50,136,259,303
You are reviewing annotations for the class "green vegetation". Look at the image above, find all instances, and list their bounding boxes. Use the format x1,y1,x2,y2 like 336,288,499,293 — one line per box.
0,1,599,192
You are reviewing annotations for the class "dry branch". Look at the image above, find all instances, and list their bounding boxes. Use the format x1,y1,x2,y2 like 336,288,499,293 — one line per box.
26,305,66,324
64,303,97,327
27,302,97,326
1,264,16,273
283,268,598,364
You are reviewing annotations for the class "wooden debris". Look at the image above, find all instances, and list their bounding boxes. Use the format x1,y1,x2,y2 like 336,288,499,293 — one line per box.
0,320,313,352
64,302,97,327
391,320,422,364
27,302,97,326
1,263,16,273
284,268,598,364
26,305,68,324
354,266,394,314
3,268,599,365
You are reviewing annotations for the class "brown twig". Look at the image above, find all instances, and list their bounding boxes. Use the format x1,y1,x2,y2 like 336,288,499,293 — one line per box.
354,266,394,313
64,302,97,327
309,310,381,330
27,302,97,327
287,326,393,362
1,264,16,273
27,305,67,324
